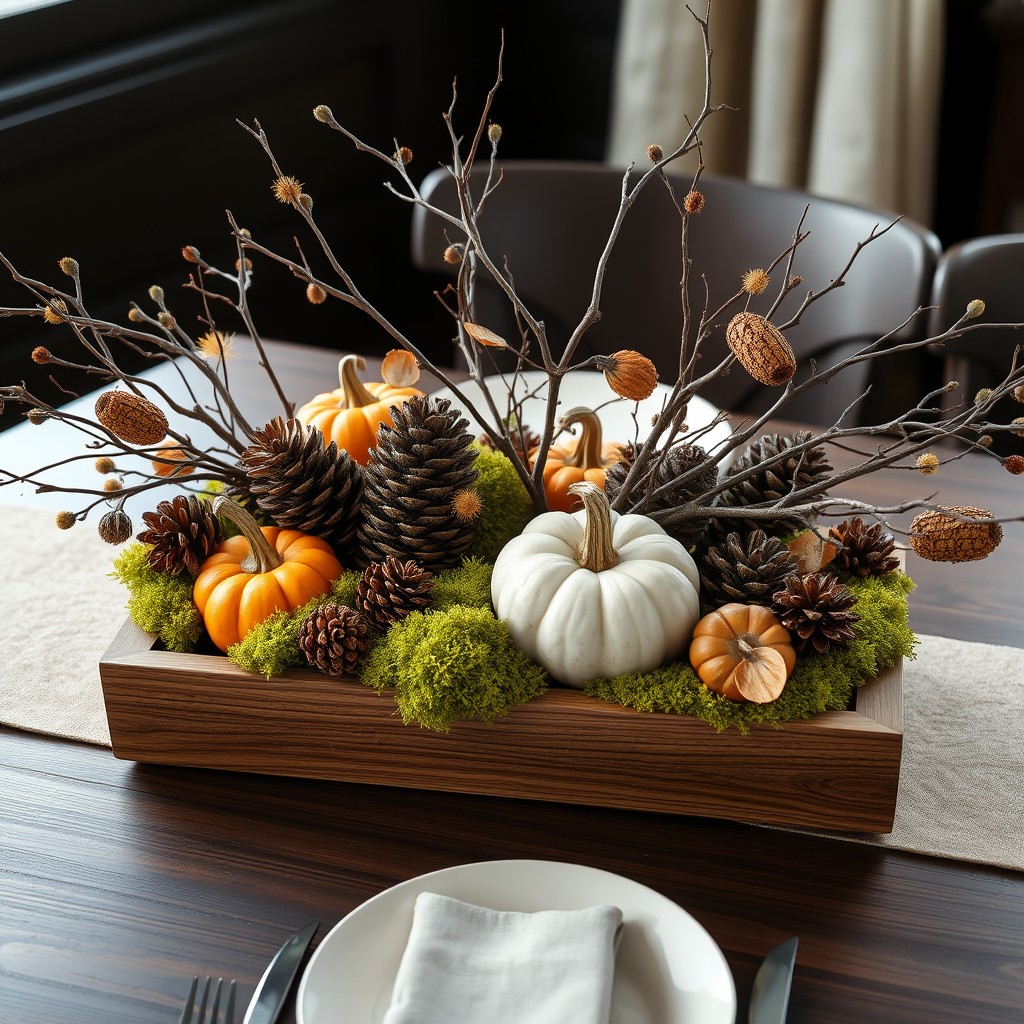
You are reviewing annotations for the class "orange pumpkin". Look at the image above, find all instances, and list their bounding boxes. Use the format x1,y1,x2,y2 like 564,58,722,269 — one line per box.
295,353,422,464
193,497,343,652
534,406,624,512
688,603,796,703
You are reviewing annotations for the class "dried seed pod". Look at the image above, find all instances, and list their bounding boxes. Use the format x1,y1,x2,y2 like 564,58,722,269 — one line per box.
94,390,168,446
725,312,796,387
909,505,1002,563
598,349,658,401
98,509,133,545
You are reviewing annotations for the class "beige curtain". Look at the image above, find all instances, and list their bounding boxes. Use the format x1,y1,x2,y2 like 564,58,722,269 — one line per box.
607,0,945,226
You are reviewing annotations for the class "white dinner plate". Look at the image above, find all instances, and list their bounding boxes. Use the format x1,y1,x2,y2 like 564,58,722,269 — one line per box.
430,369,733,459
296,859,736,1024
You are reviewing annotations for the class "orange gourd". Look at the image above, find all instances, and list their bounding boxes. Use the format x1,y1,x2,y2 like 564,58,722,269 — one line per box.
193,497,343,653
534,406,623,512
295,353,422,464
688,603,796,703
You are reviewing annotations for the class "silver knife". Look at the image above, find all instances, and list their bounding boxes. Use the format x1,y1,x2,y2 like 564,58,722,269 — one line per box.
748,936,799,1024
243,921,319,1024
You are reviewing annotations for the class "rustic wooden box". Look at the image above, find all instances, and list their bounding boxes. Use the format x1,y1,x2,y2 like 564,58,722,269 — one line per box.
99,618,903,833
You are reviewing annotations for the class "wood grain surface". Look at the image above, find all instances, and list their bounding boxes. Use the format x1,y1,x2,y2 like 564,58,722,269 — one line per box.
2,728,1022,1024
3,340,1024,1023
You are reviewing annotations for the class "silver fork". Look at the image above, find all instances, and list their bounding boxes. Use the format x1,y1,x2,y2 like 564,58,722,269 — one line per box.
178,976,237,1024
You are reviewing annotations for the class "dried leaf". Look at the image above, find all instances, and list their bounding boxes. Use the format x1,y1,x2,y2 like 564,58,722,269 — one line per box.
380,348,421,388
463,322,508,348
787,528,838,574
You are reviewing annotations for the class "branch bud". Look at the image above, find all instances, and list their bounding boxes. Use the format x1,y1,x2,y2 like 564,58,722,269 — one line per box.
58,256,79,277
966,298,986,319
313,104,334,123
646,143,663,162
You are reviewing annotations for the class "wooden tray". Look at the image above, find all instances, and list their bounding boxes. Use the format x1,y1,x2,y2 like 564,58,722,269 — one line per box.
99,617,903,833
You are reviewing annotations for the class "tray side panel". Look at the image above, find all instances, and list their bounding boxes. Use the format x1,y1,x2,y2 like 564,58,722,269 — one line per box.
100,621,902,833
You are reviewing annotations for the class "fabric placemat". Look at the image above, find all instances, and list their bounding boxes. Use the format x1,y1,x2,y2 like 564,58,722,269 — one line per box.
2,503,1022,871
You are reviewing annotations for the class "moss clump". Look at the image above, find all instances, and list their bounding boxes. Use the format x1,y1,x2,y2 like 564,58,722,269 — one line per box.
468,443,534,562
329,568,362,608
585,570,917,732
359,604,547,731
110,542,203,652
227,593,326,677
432,557,493,611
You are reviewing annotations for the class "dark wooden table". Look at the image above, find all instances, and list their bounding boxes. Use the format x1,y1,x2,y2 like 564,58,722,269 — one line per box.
2,339,1023,1023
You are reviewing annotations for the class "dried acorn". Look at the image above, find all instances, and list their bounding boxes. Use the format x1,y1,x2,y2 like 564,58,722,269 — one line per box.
909,505,1002,563
725,312,796,386
94,390,168,445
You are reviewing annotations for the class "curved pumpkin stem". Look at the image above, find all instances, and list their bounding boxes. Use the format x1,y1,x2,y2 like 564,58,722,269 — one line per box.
568,481,619,572
212,496,283,574
557,406,605,469
336,353,379,410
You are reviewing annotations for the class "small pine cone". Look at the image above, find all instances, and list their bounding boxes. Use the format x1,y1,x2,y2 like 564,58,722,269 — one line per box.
828,517,900,576
771,572,859,655
700,529,798,610
239,417,363,559
478,421,541,462
298,603,369,676
136,495,222,575
94,390,168,446
356,556,434,631
98,508,133,545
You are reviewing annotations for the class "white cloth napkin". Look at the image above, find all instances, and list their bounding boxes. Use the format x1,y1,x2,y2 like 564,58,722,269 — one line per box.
383,892,624,1024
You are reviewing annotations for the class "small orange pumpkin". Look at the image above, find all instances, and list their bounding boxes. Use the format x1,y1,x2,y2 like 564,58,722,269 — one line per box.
688,603,796,703
193,497,343,652
295,353,422,464
533,406,624,513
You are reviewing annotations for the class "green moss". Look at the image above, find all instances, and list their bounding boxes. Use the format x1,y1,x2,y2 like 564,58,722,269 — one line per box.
330,568,362,608
585,570,918,731
110,543,204,653
226,594,315,677
432,557,494,610
468,443,534,562
358,604,548,731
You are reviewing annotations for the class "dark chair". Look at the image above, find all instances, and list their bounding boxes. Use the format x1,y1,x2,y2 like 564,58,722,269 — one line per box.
927,234,1024,438
410,161,941,426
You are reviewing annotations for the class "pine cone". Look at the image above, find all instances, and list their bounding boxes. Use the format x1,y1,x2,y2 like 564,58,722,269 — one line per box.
700,529,798,610
298,602,369,676
478,418,541,461
136,495,222,576
605,442,718,548
239,417,363,560
356,395,479,571
705,432,833,546
828,517,900,576
771,572,860,654
356,556,434,631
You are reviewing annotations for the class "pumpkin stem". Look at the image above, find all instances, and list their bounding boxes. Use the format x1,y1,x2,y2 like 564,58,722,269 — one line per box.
336,353,379,410
212,496,284,574
569,481,620,572
557,406,606,469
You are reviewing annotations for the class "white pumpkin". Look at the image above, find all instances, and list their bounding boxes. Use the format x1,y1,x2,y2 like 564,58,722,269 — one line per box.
490,481,701,686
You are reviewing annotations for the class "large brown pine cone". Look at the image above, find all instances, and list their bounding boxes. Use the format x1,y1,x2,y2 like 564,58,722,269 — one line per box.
828,517,901,576
356,396,479,571
770,571,859,654
605,442,718,548
704,432,833,547
700,529,799,611
136,495,222,576
239,417,363,560
298,603,369,676
356,556,434,631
